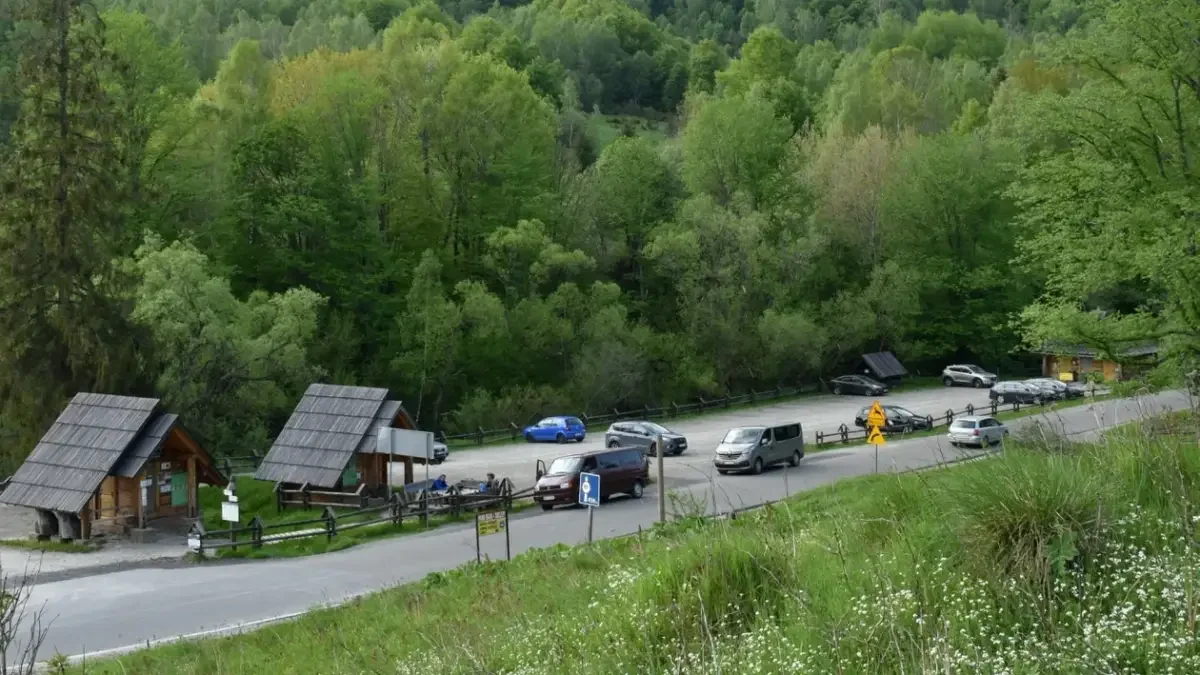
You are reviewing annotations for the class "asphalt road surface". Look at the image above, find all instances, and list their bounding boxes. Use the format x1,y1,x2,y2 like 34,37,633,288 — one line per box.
22,390,1190,664
425,385,1005,490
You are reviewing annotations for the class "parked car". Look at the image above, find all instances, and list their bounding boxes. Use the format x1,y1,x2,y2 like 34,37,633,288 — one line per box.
523,416,586,444
853,405,932,433
989,381,1044,404
947,415,1008,447
829,374,888,396
942,364,997,388
713,423,804,475
1028,377,1087,399
1023,379,1066,401
605,421,687,456
533,448,647,510
432,441,449,464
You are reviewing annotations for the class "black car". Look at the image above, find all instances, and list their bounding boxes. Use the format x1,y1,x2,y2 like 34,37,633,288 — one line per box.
853,405,931,432
989,381,1044,404
829,375,888,396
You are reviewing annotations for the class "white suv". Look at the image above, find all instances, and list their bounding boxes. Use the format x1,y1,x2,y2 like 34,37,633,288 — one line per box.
942,364,997,388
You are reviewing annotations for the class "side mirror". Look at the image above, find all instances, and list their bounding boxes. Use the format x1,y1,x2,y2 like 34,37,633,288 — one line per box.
760,437,770,446
535,459,546,480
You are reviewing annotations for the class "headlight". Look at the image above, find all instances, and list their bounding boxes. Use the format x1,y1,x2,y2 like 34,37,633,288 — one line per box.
558,483,570,489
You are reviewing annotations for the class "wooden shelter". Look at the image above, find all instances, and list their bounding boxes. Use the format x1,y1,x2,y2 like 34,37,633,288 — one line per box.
859,351,909,382
254,384,425,497
0,394,226,541
1034,342,1159,382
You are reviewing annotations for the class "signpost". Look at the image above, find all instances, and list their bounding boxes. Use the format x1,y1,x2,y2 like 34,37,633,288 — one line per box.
655,433,665,523
474,509,510,562
866,400,887,473
222,478,240,550
579,471,600,543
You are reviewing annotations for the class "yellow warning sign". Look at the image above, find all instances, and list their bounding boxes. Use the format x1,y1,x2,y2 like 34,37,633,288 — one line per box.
866,426,886,446
476,510,506,537
866,401,887,429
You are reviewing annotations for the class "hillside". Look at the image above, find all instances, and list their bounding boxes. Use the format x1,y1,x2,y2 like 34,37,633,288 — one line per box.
72,411,1200,673
0,0,1196,474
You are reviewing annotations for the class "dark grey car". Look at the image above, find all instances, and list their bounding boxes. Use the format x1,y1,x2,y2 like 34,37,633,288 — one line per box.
713,423,804,475
604,421,687,456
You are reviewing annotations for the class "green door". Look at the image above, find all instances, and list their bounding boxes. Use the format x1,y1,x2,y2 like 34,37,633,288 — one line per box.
342,463,359,487
171,472,188,506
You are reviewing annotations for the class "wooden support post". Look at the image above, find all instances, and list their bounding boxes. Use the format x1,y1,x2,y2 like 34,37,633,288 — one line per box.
187,456,198,519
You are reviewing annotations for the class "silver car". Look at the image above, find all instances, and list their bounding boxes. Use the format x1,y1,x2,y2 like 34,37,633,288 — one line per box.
713,423,804,475
942,364,997,388
947,415,1007,447
604,421,687,456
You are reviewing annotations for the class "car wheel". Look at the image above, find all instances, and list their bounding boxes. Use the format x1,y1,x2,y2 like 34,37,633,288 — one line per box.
525,432,534,443
541,504,553,511
833,385,842,395
972,378,983,388
630,480,644,499
751,457,764,475
608,440,619,448
556,433,566,444
942,377,954,387
789,450,801,467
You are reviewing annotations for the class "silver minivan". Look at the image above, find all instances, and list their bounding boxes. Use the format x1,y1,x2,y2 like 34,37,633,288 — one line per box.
713,423,804,475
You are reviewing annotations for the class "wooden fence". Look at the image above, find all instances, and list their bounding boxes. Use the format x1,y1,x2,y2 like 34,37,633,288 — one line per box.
189,482,532,554
813,396,1063,447
439,383,822,447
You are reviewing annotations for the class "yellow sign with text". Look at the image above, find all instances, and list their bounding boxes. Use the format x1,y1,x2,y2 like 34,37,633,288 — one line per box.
476,510,506,537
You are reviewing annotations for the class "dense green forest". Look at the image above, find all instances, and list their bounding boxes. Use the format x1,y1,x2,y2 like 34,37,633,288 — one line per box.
0,0,1196,466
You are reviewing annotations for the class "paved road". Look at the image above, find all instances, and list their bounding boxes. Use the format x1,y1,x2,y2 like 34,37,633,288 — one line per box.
426,385,1004,490
20,390,1189,664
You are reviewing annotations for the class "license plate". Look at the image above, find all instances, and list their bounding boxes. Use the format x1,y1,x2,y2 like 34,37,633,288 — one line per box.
543,495,554,501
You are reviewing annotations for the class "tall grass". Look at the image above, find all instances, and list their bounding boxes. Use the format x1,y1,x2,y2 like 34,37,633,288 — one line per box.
76,411,1200,675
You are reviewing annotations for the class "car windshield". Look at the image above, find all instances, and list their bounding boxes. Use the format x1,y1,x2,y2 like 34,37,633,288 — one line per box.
889,406,917,417
860,376,883,386
643,422,672,435
966,365,988,374
723,428,762,444
545,456,583,475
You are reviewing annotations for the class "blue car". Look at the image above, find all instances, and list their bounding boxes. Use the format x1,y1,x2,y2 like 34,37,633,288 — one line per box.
523,416,586,444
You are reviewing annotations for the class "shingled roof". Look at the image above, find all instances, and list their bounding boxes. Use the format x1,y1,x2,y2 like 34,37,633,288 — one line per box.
255,384,412,488
0,394,160,513
862,351,909,380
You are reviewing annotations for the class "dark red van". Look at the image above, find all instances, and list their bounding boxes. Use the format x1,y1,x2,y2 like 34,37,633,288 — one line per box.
533,448,648,510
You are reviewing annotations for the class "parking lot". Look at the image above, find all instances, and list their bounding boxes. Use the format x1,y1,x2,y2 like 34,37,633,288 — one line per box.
419,385,998,491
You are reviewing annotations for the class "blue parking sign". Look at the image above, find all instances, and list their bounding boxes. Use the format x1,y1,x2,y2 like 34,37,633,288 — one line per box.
578,472,600,507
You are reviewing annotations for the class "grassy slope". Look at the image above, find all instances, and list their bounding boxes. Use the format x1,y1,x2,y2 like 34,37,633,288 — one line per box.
78,410,1200,674
585,112,668,152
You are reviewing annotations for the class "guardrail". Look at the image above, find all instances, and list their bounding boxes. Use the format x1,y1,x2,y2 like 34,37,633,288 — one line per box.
812,394,1084,447
189,481,532,554
276,482,369,511
439,383,822,446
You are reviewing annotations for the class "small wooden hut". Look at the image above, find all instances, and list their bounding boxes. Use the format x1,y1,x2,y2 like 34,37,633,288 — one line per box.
254,384,426,499
0,394,227,541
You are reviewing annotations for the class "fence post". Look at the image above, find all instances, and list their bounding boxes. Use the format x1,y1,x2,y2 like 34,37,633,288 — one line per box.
322,506,337,542
990,400,999,415
250,515,264,549
815,430,824,446
698,396,707,411
251,448,261,470
945,409,955,424
510,422,519,440
839,424,849,444
645,404,653,419
965,403,975,416
776,385,783,399
390,492,403,526
420,490,429,527
671,402,679,418
476,427,484,445
749,390,757,404
1013,400,1021,413
723,395,731,409
925,415,934,429
275,482,283,513
223,457,233,479
301,482,311,510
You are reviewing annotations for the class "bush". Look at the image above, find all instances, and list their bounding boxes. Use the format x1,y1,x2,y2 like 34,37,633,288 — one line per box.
946,451,1114,586
633,526,799,643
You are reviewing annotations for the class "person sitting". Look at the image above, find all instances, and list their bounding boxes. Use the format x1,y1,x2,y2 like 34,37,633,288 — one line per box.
431,474,448,491
482,473,498,493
